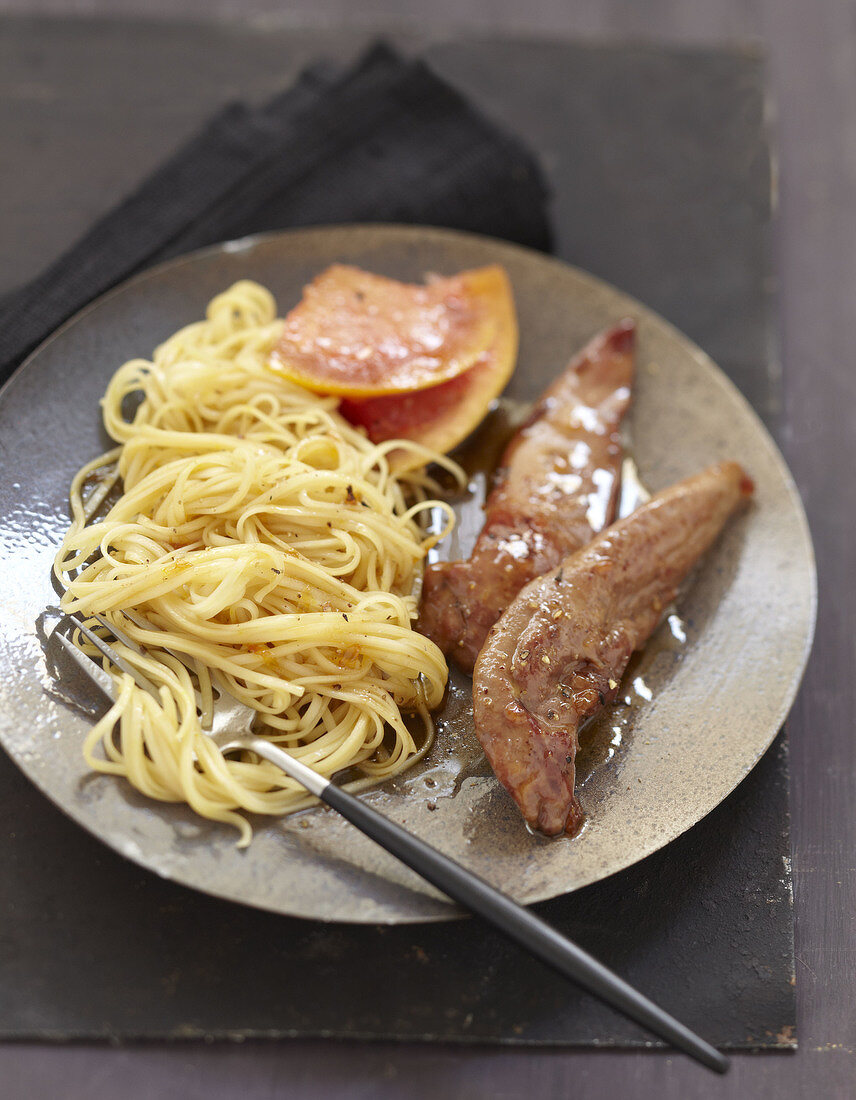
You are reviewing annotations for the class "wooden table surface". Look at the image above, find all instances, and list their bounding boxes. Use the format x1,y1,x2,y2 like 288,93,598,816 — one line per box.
0,2,853,1098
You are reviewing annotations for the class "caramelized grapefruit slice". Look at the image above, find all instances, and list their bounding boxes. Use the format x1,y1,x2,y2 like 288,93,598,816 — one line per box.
339,312,518,471
270,264,516,397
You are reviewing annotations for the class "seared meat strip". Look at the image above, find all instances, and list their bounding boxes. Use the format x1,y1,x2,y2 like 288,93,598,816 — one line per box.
473,461,754,836
420,320,635,673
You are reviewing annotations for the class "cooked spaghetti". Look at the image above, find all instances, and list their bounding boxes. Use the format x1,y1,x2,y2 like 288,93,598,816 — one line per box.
55,280,462,844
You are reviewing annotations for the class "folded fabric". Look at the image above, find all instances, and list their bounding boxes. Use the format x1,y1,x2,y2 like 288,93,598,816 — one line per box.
0,42,551,385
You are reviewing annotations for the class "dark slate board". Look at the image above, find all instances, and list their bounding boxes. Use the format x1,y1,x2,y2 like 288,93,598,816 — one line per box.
0,20,793,1047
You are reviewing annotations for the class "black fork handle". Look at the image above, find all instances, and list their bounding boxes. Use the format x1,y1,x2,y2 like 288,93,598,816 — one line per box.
319,782,728,1074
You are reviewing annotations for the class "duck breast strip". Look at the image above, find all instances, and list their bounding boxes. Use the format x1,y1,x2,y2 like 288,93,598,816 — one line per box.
420,320,635,673
472,461,754,836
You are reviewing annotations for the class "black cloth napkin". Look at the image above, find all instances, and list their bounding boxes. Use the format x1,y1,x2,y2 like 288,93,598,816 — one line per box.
0,42,551,386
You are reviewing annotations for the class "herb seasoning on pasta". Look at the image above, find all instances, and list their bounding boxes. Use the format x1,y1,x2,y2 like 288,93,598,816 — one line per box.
55,281,462,844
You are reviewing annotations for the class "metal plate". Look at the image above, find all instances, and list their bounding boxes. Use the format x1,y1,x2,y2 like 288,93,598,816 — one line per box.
0,224,816,922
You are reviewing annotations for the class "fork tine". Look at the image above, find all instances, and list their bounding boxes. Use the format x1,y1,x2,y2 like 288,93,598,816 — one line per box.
47,607,161,700
92,610,145,657
53,630,118,703
115,608,209,719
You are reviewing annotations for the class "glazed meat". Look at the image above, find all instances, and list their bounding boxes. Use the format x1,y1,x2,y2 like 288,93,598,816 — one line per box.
472,461,754,836
419,320,635,673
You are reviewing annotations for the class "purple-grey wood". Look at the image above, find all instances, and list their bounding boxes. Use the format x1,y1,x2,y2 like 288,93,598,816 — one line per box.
0,5,853,1100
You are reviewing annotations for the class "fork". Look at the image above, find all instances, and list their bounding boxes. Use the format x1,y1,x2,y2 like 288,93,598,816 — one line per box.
50,608,728,1074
